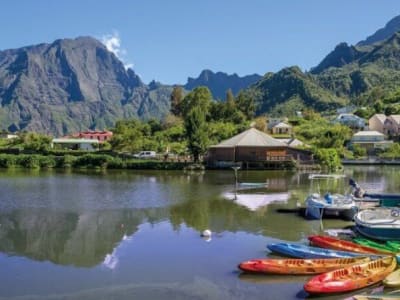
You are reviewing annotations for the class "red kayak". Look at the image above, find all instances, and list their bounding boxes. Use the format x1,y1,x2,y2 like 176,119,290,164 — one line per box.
308,235,389,255
304,256,397,294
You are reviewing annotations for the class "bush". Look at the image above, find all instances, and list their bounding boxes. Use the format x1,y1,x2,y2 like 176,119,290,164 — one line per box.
16,155,41,169
314,148,342,171
39,156,57,168
73,154,113,168
0,154,16,168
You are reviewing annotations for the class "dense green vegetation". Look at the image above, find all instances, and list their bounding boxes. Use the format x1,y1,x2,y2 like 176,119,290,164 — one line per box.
0,86,254,169
1,84,396,171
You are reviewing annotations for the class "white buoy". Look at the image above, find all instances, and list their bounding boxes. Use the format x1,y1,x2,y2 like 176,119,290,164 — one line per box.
201,229,212,237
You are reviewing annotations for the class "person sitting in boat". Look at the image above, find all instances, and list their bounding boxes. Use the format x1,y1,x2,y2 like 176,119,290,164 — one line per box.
324,192,333,204
349,178,365,198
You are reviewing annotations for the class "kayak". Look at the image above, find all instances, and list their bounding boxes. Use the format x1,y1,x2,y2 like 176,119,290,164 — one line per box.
308,235,389,255
267,243,364,259
353,292,400,300
353,238,398,253
387,240,400,251
304,256,397,294
383,268,400,287
238,257,370,275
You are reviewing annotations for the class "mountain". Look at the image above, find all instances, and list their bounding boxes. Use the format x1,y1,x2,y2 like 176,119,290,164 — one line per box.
358,15,400,46
244,66,347,116
315,32,400,98
0,36,173,136
184,69,261,100
310,42,369,74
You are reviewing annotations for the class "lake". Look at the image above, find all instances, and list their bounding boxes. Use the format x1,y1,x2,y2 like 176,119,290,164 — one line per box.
0,166,397,300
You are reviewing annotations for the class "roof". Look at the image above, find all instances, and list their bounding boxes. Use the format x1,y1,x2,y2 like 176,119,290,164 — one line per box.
278,138,306,147
353,131,384,137
210,128,287,148
370,114,386,123
272,122,292,128
52,138,99,144
389,115,400,124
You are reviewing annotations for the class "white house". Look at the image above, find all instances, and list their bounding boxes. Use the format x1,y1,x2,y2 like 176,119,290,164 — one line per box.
51,138,99,151
350,131,392,155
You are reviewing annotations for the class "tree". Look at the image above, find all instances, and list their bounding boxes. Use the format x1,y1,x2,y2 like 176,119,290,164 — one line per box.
235,91,255,120
184,106,209,162
12,132,52,152
181,86,212,118
170,86,184,116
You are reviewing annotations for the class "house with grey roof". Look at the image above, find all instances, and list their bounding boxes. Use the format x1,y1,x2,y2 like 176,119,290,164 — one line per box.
206,128,312,168
333,113,365,130
350,131,393,155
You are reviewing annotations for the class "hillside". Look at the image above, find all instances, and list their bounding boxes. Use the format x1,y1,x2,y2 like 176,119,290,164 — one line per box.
244,66,347,116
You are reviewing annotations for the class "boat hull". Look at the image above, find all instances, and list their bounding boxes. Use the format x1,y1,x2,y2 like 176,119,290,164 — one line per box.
354,209,400,241
304,256,397,294
304,194,357,221
238,257,370,275
356,224,400,241
308,235,387,254
267,243,363,259
304,205,357,221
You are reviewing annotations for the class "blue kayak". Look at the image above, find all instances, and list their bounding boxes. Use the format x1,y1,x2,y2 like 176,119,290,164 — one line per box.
267,243,364,258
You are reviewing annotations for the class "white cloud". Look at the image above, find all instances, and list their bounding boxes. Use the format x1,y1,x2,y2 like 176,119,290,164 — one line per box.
101,31,133,70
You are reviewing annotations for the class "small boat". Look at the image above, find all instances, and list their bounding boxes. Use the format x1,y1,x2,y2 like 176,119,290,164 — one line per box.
308,235,389,255
350,178,400,207
304,174,358,221
354,208,400,241
267,243,364,259
304,256,397,294
383,268,400,287
237,182,268,188
353,238,398,253
238,257,370,275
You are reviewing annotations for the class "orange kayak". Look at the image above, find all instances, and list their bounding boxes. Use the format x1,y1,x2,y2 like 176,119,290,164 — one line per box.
308,235,389,255
238,257,371,274
304,256,397,294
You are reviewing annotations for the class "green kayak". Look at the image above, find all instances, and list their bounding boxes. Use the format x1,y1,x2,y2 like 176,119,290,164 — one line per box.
353,238,398,253
387,240,400,251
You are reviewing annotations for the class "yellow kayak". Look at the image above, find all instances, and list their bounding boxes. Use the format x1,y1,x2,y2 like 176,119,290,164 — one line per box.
383,268,400,287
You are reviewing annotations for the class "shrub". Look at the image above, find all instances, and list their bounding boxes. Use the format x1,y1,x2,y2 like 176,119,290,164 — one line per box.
0,154,16,168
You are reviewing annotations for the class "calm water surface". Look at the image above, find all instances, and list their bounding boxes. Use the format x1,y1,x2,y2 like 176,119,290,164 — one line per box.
0,166,398,300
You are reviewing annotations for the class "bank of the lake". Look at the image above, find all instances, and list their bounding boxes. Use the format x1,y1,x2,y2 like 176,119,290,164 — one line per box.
0,166,398,300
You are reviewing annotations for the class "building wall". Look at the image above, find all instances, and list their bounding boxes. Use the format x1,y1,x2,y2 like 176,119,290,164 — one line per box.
384,116,400,136
369,115,385,133
272,126,292,135
352,134,384,142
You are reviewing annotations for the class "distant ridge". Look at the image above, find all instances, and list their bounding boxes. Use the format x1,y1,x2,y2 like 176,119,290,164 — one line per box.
184,69,261,100
358,14,400,46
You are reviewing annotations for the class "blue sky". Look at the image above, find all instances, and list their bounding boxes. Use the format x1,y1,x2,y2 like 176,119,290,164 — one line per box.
1,1,399,84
